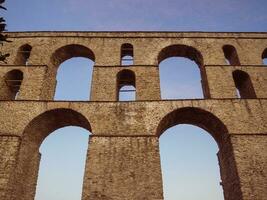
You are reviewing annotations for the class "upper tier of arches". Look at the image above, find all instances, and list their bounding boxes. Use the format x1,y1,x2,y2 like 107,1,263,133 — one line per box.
5,32,267,67
0,35,266,101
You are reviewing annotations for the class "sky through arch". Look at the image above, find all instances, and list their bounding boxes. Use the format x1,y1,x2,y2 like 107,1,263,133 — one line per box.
35,127,90,200
54,57,94,101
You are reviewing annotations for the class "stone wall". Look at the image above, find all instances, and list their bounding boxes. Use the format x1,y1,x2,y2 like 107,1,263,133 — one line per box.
0,31,266,200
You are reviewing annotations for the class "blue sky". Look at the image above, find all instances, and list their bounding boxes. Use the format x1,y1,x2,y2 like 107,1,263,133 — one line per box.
4,0,267,32
3,0,267,200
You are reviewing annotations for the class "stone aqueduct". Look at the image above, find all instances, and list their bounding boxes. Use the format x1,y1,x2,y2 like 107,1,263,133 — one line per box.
0,31,266,200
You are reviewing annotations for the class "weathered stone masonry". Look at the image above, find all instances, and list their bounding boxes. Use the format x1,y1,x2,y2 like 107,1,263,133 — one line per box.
0,31,266,200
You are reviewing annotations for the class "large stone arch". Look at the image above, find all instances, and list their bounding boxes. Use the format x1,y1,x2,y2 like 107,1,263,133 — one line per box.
51,44,95,68
156,107,242,200
157,44,210,98
158,44,204,67
156,107,227,147
43,44,96,100
12,108,92,200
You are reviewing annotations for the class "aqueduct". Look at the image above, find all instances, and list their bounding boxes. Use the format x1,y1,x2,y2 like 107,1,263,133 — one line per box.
0,31,266,200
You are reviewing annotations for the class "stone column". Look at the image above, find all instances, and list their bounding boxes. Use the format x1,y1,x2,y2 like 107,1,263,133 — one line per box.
12,141,41,200
39,67,57,100
218,134,267,200
0,136,21,200
217,136,243,200
82,136,164,200
230,134,267,200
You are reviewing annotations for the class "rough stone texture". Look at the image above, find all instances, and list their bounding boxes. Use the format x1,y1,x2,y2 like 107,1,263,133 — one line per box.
91,66,161,101
230,135,267,200
82,136,163,200
206,66,267,98
0,31,266,200
0,65,47,100
0,136,20,200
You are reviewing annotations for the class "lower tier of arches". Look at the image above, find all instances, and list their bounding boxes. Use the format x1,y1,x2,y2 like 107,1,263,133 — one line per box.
0,99,266,200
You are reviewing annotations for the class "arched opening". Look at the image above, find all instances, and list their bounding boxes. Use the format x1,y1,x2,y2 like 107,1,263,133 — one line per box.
4,69,23,99
13,109,92,200
232,70,256,98
158,44,208,99
51,44,95,100
117,69,136,101
121,43,134,66
160,125,223,200
15,44,32,65
157,107,242,200
54,58,94,100
222,45,241,65
262,48,267,65
35,127,89,200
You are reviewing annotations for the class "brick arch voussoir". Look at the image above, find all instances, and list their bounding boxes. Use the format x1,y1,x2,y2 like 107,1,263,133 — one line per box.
156,106,229,148
22,108,92,146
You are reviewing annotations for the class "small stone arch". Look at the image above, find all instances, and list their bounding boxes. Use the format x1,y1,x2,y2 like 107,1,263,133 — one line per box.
3,69,24,100
51,44,95,67
232,70,256,98
222,44,241,65
121,43,134,65
13,108,92,200
156,107,242,200
116,69,136,101
15,44,32,65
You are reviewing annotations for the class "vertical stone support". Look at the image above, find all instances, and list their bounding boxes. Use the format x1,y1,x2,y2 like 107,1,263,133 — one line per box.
237,44,265,65
18,152,41,200
82,136,163,200
200,66,211,98
39,67,57,100
206,66,237,98
135,66,161,100
218,134,267,200
0,136,20,200
90,67,117,101
18,67,48,101
91,66,161,101
28,152,41,200
12,142,41,200
230,135,267,200
217,136,243,200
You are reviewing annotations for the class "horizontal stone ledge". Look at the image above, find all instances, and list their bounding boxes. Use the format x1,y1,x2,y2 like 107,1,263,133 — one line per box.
5,31,267,39
90,135,157,138
0,98,266,103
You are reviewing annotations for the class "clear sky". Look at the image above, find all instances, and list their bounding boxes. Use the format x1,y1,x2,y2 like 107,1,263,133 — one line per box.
3,1,267,200
3,0,267,32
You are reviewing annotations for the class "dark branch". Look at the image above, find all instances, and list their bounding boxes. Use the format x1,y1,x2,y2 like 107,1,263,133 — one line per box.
0,5,6,10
